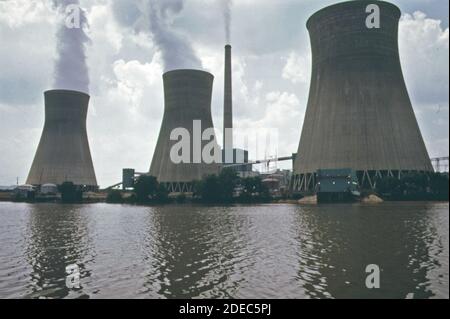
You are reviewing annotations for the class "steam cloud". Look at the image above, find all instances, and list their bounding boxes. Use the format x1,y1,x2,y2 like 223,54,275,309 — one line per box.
53,0,90,94
144,0,202,71
112,0,202,72
220,0,233,44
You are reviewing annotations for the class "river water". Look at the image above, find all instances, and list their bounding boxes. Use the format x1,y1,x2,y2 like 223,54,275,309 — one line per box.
0,202,448,299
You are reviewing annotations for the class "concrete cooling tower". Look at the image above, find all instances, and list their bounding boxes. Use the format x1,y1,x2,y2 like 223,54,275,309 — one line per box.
149,70,221,193
293,0,433,192
27,90,97,189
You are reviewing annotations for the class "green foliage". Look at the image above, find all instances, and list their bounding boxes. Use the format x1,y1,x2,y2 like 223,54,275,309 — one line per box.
59,182,82,203
198,174,222,203
196,169,273,204
376,177,401,196
155,183,169,203
197,168,238,203
106,190,124,204
429,173,449,198
176,193,187,204
239,176,271,202
376,172,449,201
219,168,239,202
132,175,170,204
133,175,159,202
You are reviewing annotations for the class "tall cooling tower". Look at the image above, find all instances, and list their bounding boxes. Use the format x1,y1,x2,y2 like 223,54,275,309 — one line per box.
293,0,433,191
149,70,221,193
27,90,97,189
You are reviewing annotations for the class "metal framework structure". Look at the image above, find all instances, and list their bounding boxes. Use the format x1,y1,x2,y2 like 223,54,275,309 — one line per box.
292,169,434,193
431,157,449,173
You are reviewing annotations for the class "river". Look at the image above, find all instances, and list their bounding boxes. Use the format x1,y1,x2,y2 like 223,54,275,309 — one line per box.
0,202,448,299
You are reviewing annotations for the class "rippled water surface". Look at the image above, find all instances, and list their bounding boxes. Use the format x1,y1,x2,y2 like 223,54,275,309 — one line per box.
0,202,448,299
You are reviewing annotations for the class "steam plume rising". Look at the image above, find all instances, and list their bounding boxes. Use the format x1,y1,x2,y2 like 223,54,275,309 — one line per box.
220,0,232,43
53,0,90,94
143,0,202,71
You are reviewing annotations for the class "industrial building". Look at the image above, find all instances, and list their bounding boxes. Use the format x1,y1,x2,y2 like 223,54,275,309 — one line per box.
292,0,434,192
149,70,221,192
27,90,98,190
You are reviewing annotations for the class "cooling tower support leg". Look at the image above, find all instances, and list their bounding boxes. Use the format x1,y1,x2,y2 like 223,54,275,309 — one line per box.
291,169,432,193
164,182,194,193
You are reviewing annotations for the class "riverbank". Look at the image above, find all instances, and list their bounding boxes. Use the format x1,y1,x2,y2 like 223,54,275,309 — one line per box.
1,191,448,206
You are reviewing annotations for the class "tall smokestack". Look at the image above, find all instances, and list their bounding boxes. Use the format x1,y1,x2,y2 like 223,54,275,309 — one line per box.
223,44,233,161
27,90,97,188
292,0,433,192
150,70,221,193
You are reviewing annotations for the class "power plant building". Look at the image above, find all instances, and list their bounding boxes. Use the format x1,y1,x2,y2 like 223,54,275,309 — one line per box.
292,1,434,191
149,70,221,192
27,90,98,189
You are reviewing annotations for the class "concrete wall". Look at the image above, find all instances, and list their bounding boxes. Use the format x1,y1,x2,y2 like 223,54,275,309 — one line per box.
27,90,97,187
294,1,434,175
150,70,221,183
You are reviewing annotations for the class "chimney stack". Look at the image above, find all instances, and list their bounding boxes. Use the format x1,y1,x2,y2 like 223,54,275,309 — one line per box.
223,44,233,162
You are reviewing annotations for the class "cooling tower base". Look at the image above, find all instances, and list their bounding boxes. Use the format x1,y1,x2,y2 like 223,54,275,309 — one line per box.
164,182,195,193
292,169,434,192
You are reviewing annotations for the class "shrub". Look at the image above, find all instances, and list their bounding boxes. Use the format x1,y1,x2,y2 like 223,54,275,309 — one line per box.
106,190,123,204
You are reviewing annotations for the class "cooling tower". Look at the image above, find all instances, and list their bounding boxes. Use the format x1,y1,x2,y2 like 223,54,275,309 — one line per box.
149,70,221,192
293,0,433,191
223,45,233,155
27,90,97,189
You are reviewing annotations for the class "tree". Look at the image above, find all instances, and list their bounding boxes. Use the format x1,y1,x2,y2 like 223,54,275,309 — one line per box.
106,190,123,204
376,177,401,196
239,176,271,202
59,182,82,203
219,168,238,203
196,169,238,203
155,183,169,203
429,173,449,200
198,174,221,203
133,175,159,203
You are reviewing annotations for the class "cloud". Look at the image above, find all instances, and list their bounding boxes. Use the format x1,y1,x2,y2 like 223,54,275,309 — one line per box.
399,11,449,157
282,51,311,85
0,0,55,105
400,11,449,105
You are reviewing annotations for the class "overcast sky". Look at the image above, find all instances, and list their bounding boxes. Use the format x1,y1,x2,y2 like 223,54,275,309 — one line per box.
0,0,448,187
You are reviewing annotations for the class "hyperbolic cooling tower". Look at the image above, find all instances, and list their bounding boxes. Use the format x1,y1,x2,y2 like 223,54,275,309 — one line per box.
149,70,221,192
293,1,433,191
27,90,97,188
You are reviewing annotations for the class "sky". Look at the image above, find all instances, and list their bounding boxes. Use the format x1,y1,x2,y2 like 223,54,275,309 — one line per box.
0,0,448,187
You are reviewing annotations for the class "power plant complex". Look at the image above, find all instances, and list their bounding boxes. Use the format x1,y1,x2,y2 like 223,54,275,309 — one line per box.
24,0,440,197
27,90,97,190
292,0,434,192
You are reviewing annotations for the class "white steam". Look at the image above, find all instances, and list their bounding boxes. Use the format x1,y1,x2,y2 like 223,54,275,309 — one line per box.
144,0,202,71
220,0,233,44
53,0,90,94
